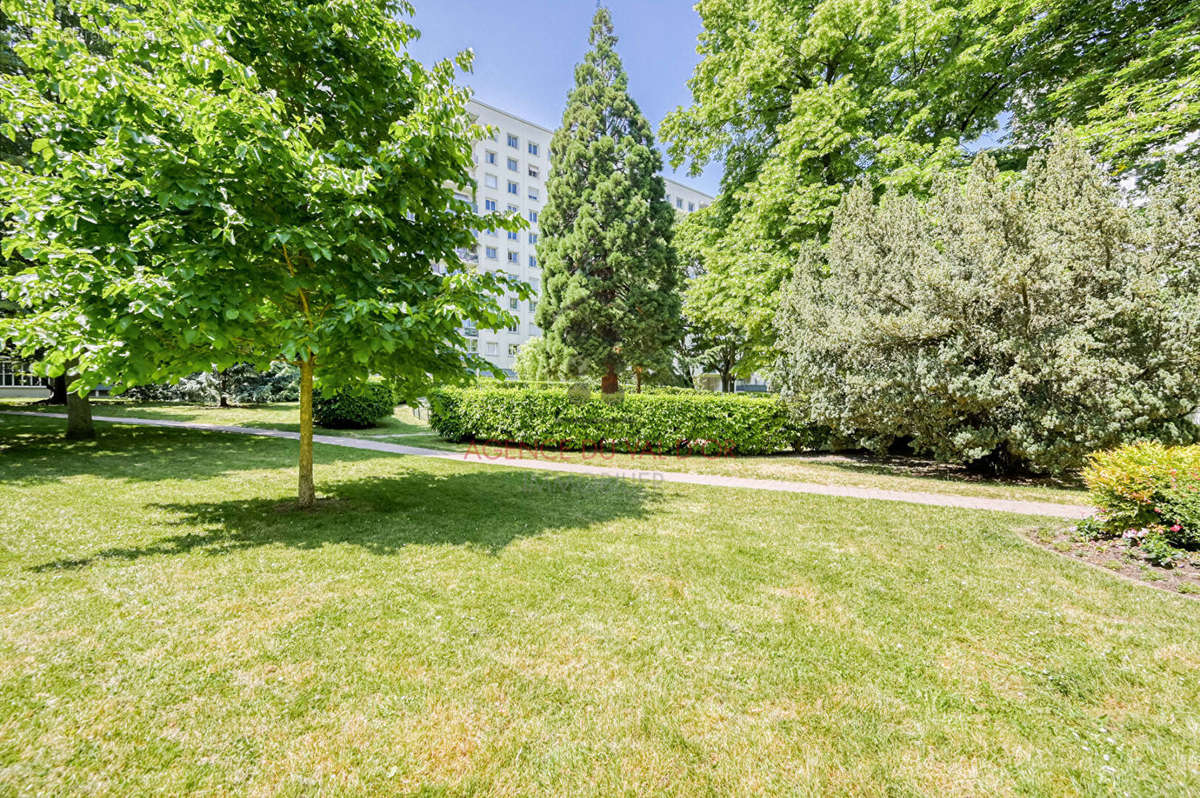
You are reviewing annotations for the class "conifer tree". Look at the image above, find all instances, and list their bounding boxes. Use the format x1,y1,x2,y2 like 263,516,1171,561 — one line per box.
535,6,680,394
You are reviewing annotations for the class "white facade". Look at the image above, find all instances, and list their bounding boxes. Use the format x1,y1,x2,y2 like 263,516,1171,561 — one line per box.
460,99,712,375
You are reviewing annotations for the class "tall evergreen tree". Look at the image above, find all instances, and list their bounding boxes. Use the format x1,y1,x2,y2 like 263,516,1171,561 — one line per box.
535,7,680,394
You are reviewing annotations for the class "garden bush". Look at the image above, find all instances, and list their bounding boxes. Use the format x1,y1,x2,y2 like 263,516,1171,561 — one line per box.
427,386,818,455
1084,442,1200,550
314,382,396,429
775,134,1200,475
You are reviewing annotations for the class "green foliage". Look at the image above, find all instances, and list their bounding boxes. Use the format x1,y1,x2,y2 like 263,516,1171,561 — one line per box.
776,134,1200,475
0,0,521,397
1010,0,1200,180
661,0,1041,365
1084,442,1200,550
313,382,396,429
661,0,1200,363
535,7,681,387
123,362,299,405
675,212,756,388
513,337,562,383
1140,532,1184,568
428,386,815,455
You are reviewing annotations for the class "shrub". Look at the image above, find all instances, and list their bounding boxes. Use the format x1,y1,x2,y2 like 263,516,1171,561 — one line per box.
122,362,300,405
775,134,1200,474
314,382,396,429
1084,442,1200,549
427,386,820,455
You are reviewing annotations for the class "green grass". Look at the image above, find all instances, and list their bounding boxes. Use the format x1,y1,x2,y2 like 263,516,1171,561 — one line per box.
1,413,1197,795
3,400,1089,506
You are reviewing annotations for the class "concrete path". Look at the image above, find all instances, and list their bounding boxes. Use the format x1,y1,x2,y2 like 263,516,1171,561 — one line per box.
2,411,1093,519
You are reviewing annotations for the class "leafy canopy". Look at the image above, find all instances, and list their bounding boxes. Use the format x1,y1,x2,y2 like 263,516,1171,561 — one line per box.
0,0,521,398
661,0,1200,368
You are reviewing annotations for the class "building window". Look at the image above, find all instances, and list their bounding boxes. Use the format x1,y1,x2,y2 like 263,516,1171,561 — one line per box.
486,341,498,356
484,199,497,211
528,322,538,335
528,255,538,268
509,297,519,310
486,228,497,237
507,181,518,195
529,299,538,312
507,133,519,148
528,165,539,179
485,246,498,259
485,173,498,189
688,202,695,212
528,210,539,224
528,142,539,156
507,203,519,213
507,157,518,172
528,187,539,201
507,323,518,334
507,250,519,264
485,150,497,165
676,197,683,209
467,338,478,353
508,343,519,356
507,230,519,241
529,278,539,292
665,194,672,205
528,233,538,244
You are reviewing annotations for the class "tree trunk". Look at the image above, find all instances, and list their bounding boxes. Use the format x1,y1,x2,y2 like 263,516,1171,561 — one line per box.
634,367,643,394
66,389,95,440
601,364,619,395
298,356,316,508
721,371,734,392
47,375,68,405
216,368,230,407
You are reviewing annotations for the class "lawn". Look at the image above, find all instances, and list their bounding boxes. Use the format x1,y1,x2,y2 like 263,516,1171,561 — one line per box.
1,413,1198,795
4,400,1089,506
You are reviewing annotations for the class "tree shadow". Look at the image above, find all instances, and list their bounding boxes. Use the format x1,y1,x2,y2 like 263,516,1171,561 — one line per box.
29,468,660,571
786,450,1085,491
0,416,315,485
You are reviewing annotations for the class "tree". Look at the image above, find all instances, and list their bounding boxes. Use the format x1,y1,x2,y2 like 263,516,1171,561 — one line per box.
674,211,755,390
1009,0,1200,180
775,133,1200,474
661,0,1044,365
660,0,1200,365
513,337,560,383
0,0,520,506
535,6,680,394
1,9,80,424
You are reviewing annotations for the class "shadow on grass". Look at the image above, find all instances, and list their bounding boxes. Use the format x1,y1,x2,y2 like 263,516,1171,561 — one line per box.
788,450,1085,491
30,468,659,570
0,416,309,485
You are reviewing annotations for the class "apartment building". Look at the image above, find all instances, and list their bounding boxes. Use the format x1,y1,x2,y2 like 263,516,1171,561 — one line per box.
458,99,713,375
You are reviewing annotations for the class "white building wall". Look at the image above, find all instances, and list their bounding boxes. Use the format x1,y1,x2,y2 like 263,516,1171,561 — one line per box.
462,99,712,376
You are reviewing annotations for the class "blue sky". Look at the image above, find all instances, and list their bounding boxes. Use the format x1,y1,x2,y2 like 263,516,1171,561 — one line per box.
405,1,723,197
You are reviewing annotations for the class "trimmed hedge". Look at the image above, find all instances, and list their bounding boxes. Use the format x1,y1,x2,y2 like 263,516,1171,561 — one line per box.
314,382,396,429
1084,442,1200,550
428,386,817,455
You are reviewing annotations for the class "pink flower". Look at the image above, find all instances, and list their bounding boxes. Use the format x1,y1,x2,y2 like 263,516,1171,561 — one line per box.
1171,524,1183,533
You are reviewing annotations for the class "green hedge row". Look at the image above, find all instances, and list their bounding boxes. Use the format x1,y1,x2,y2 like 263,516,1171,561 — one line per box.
314,382,396,429
427,387,817,455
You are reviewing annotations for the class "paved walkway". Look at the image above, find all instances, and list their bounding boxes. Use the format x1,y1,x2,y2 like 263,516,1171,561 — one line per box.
2,411,1093,519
